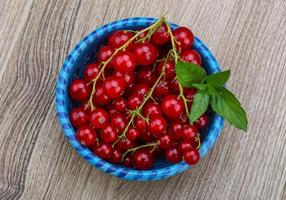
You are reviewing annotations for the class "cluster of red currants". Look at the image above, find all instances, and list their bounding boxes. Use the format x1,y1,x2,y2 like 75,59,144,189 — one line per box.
68,21,209,170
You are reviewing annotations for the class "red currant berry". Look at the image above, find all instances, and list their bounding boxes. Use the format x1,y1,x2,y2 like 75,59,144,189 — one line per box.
137,67,157,86
150,23,170,45
112,97,127,112
195,114,209,129
181,125,199,141
132,83,150,97
177,113,188,124
93,84,110,105
169,79,179,93
132,149,154,169
102,75,125,99
110,113,127,133
162,95,184,118
134,117,147,131
183,148,200,165
178,140,193,153
169,122,184,139
100,124,118,143
156,60,176,80
83,63,100,82
181,49,202,65
90,108,108,129
106,105,117,117
93,143,113,159
70,107,89,128
154,80,170,97
112,51,136,73
137,30,148,39
97,45,114,62
109,149,122,163
76,125,96,146
123,154,132,167
108,30,133,48
159,135,175,149
114,71,134,85
173,27,194,50
139,131,156,142
116,138,136,151
126,127,141,141
142,102,162,117
69,79,91,101
165,147,182,164
184,88,197,101
133,42,159,65
148,114,167,137
127,93,143,110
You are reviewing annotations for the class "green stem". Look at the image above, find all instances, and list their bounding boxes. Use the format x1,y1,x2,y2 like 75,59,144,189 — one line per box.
121,142,159,161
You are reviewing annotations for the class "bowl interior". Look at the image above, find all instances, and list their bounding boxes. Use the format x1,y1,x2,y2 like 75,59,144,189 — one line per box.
57,17,224,180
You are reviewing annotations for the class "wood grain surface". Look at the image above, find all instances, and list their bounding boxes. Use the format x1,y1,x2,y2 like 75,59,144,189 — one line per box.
0,0,286,199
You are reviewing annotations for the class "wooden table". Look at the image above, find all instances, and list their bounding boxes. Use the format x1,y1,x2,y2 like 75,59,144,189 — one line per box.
1,0,286,199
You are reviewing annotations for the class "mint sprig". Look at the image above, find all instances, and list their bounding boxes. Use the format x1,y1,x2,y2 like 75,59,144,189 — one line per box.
175,61,248,132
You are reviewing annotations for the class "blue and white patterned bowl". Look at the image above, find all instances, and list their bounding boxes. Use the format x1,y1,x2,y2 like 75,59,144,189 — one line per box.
56,17,224,181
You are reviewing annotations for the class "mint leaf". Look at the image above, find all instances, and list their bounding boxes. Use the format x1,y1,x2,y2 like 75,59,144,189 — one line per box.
210,91,248,131
205,70,230,87
190,90,209,123
192,83,207,90
215,87,241,106
175,61,206,87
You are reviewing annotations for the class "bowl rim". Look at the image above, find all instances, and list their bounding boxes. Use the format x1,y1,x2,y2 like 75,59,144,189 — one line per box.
55,17,224,181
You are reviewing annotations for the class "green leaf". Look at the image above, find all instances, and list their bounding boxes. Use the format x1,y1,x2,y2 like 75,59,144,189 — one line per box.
210,91,248,131
192,83,207,90
215,87,242,106
190,90,210,123
175,61,206,88
205,70,230,87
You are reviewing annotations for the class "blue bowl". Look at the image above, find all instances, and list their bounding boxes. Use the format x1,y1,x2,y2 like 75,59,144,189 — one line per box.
56,17,224,181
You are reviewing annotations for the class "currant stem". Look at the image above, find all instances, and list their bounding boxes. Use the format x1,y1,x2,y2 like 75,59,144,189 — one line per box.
121,142,159,161
86,16,167,110
195,135,201,150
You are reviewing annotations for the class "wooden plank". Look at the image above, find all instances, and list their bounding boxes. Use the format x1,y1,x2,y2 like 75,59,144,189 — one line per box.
0,0,285,199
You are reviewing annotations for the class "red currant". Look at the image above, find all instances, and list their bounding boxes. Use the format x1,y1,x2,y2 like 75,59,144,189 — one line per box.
181,49,202,65
154,80,170,97
109,149,122,163
139,131,156,142
126,127,140,141
148,114,167,137
93,84,110,105
132,149,154,169
159,135,175,149
134,117,147,131
112,51,136,73
127,93,143,110
70,107,89,128
165,147,182,164
100,124,118,143
112,97,127,112
137,67,157,86
184,88,197,101
102,75,125,99
106,105,117,117
83,63,100,82
195,114,209,129
76,125,96,146
69,79,91,101
150,23,170,45
90,108,108,129
132,83,150,97
108,30,133,48
133,42,158,65
173,27,194,50
114,71,134,85
178,140,193,153
123,154,132,167
142,102,162,117
169,79,179,93
162,95,184,118
110,113,127,133
181,124,199,141
156,60,176,80
169,122,184,139
93,143,113,159
183,148,200,165
116,138,136,151
97,45,114,63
